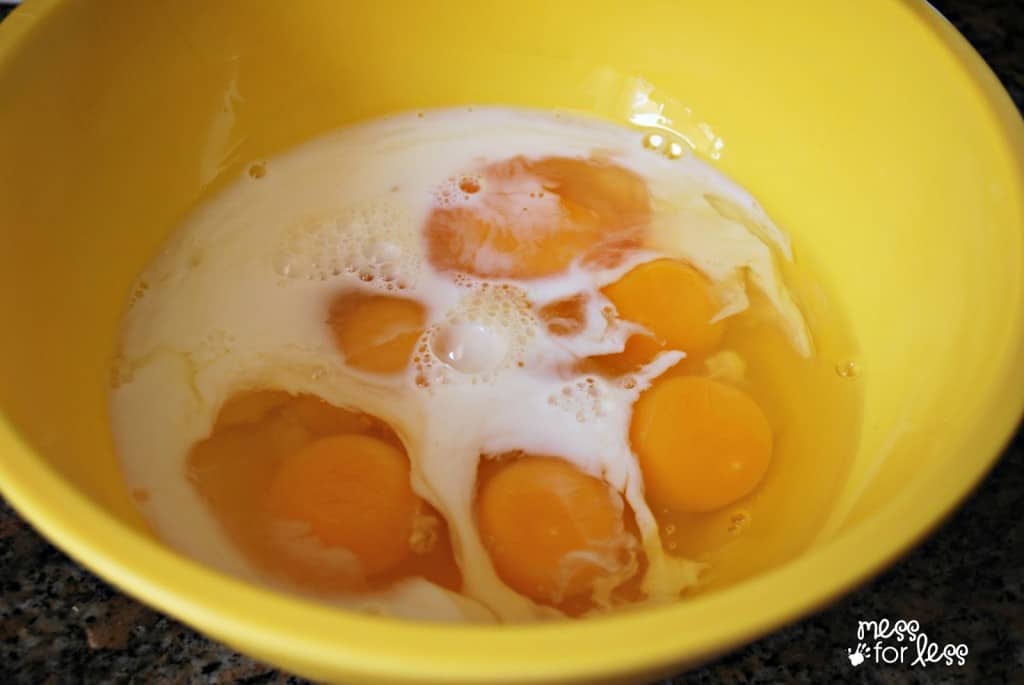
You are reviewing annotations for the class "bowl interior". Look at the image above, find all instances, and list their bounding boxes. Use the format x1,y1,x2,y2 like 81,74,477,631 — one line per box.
1,1,1022,682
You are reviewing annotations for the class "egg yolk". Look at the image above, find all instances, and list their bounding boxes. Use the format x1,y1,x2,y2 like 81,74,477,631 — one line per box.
630,376,773,513
327,293,426,373
592,334,665,374
425,156,650,279
215,389,373,436
601,259,725,369
538,294,589,337
267,434,418,575
476,456,635,604
188,391,461,594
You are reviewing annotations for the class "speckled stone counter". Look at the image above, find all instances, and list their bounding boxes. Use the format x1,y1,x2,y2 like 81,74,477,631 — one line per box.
1,1,1021,683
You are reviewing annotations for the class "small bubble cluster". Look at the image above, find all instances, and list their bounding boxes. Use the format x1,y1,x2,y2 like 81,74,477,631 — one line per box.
642,131,689,161
275,200,420,290
412,335,453,390
413,281,537,388
433,174,484,208
548,376,611,423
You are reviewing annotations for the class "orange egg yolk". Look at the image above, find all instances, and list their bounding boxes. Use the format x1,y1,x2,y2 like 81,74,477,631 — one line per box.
630,376,773,513
601,259,725,369
215,389,373,436
425,156,650,279
327,293,426,373
476,456,636,604
267,434,417,575
538,293,589,337
187,391,461,594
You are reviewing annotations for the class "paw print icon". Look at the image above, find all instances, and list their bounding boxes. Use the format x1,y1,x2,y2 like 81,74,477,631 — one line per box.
848,644,867,667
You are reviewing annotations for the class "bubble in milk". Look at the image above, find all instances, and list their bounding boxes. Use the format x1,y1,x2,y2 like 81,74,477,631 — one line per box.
642,132,665,151
455,282,538,350
414,280,539,388
275,199,421,289
431,321,508,375
433,175,484,208
548,376,612,423
666,141,685,159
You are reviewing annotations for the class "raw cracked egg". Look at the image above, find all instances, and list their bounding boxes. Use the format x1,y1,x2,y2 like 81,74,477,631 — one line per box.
111,107,845,623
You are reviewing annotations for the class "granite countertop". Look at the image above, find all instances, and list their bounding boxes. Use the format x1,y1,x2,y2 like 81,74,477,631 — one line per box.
1,1,1022,683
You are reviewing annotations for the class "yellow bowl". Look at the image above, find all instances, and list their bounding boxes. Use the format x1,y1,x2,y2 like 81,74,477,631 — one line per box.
1,1,1022,682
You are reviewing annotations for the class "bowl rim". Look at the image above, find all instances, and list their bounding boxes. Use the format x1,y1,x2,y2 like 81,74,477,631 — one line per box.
1,0,1023,682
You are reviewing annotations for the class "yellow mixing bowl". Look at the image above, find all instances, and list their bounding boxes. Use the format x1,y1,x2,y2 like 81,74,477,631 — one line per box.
1,1,1022,682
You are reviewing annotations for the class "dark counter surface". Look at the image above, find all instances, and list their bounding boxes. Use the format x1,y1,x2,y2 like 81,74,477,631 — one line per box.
1,1,1022,683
